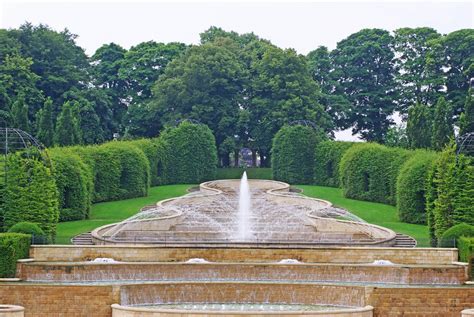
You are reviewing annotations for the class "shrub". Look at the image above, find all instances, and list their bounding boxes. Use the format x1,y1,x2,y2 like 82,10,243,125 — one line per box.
396,151,437,224
161,122,217,184
339,143,413,205
125,138,161,186
439,223,474,247
49,149,93,221
3,154,59,240
8,222,45,235
458,237,474,277
426,144,474,244
0,233,31,277
314,141,355,187
272,125,323,184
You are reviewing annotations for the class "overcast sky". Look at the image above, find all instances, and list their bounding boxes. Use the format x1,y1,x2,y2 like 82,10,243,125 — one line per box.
1,1,472,56
0,0,472,140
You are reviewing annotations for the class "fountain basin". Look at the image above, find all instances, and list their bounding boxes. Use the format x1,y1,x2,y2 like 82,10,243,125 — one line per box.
0,305,24,317
111,303,374,316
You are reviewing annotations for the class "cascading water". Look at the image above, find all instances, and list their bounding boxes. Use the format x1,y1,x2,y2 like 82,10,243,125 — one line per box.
237,171,252,240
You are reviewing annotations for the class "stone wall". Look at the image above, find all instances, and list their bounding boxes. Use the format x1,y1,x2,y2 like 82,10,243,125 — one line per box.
367,287,474,317
29,245,459,265
0,284,120,317
17,262,468,285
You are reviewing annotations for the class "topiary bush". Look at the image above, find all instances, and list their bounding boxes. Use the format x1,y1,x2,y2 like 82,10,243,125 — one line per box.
48,149,93,221
438,223,474,247
426,144,474,245
339,143,412,205
8,221,45,235
0,233,31,277
3,154,59,240
160,122,217,184
396,151,438,224
314,141,355,187
272,125,324,184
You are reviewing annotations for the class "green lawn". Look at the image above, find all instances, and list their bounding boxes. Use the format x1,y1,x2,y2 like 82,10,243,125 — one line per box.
55,185,191,244
298,185,430,247
216,168,272,179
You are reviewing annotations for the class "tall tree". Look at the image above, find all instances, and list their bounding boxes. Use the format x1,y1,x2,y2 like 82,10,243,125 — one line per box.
11,93,29,132
431,97,454,150
36,97,54,147
307,46,351,130
90,43,128,130
150,38,244,163
0,54,43,125
331,29,398,142
427,29,474,115
406,102,432,149
249,46,332,165
119,41,188,136
54,101,81,146
11,23,89,105
393,27,442,113
459,89,474,136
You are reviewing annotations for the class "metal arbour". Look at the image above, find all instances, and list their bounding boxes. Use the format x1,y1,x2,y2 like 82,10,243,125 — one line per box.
456,132,474,158
0,127,50,186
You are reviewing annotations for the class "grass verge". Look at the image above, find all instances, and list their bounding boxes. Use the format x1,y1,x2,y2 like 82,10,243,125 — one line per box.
298,185,430,247
55,185,191,244
216,168,272,179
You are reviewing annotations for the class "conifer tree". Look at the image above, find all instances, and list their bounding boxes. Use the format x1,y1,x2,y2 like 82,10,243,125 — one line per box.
459,89,474,136
54,101,82,146
11,93,29,132
36,97,54,147
406,102,432,149
431,97,453,150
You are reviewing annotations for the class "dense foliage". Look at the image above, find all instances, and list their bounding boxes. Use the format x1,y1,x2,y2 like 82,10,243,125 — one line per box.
313,141,355,187
458,237,474,273
339,143,412,205
0,24,470,163
0,233,30,277
3,154,59,239
271,125,322,184
124,139,162,186
160,122,217,184
48,149,93,221
396,152,437,224
426,145,474,245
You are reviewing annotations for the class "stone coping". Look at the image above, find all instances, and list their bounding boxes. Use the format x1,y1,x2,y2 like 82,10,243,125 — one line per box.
462,309,474,316
111,304,374,315
0,305,24,312
22,260,467,269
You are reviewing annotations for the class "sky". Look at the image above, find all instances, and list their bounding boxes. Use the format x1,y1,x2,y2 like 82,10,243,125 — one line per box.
0,0,472,140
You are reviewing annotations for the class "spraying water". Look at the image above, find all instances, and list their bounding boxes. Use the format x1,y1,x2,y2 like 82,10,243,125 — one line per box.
237,171,251,240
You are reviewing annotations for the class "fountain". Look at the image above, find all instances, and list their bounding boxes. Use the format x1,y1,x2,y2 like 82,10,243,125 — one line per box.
237,171,252,240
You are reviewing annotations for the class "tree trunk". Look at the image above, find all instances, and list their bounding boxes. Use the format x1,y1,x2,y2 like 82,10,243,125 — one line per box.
251,149,257,167
222,153,230,167
234,149,240,167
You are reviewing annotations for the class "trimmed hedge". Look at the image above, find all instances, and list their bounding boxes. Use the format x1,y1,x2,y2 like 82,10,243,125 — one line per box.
3,154,59,240
396,151,437,224
75,142,150,202
339,143,413,205
314,141,355,187
49,149,93,221
160,122,217,184
439,223,474,247
8,221,45,235
426,144,474,245
0,233,31,277
125,138,162,186
458,236,474,276
272,125,323,184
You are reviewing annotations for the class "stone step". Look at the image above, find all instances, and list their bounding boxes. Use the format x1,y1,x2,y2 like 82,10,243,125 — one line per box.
393,233,417,248
71,232,93,245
